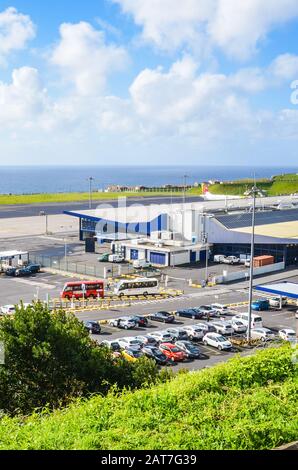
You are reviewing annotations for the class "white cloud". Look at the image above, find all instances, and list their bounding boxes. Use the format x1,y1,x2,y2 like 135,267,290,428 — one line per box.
270,53,298,80
0,67,47,125
51,21,128,96
114,0,298,60
0,7,36,65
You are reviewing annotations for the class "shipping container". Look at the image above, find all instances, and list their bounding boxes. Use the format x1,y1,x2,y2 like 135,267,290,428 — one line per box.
253,255,274,268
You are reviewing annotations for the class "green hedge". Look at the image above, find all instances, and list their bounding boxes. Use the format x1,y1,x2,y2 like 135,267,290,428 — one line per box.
0,346,297,450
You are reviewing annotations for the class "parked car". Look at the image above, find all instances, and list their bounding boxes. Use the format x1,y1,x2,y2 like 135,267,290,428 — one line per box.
149,311,175,323
183,325,205,341
133,260,152,269
196,305,218,318
232,313,263,329
15,267,32,277
251,299,270,311
108,316,137,330
210,304,231,316
279,329,296,343
142,345,168,365
131,315,149,328
175,308,204,320
195,322,217,333
149,331,174,344
203,332,232,351
117,337,143,350
84,321,101,335
25,263,41,274
5,267,17,277
98,253,110,262
213,254,226,263
159,343,187,362
135,335,158,347
229,320,247,334
108,254,125,263
222,256,240,265
251,327,276,342
165,327,189,341
210,321,234,336
175,341,201,359
0,305,16,315
122,348,144,362
101,340,121,352
269,297,288,308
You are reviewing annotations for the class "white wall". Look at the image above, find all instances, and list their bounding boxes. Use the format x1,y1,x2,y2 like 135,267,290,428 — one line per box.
214,261,285,284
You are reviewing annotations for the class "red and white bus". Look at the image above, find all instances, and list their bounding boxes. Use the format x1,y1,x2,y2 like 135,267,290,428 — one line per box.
61,281,104,300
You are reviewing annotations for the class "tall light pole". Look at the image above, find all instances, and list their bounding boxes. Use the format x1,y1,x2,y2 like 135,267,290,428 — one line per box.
247,184,264,342
88,177,95,210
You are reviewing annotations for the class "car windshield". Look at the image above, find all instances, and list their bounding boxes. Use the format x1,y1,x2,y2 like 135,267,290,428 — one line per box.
217,337,227,343
171,347,182,353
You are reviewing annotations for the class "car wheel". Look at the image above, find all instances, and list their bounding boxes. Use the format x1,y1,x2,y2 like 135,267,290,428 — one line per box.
203,340,208,346
218,345,223,351
171,357,175,363
261,336,266,342
176,312,180,317
143,292,149,296
192,315,196,319
124,326,128,330
189,335,194,341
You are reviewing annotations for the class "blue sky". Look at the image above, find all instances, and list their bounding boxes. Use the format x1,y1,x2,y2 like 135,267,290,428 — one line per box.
0,0,298,166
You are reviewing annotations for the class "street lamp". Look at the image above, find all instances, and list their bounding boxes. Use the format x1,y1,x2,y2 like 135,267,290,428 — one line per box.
201,214,212,285
247,184,266,342
87,177,95,210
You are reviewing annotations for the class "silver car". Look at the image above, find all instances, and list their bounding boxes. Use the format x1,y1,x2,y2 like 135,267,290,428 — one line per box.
251,328,276,342
210,321,234,336
183,325,205,341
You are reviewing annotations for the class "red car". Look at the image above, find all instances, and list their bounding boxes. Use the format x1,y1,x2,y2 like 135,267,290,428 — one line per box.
159,343,187,363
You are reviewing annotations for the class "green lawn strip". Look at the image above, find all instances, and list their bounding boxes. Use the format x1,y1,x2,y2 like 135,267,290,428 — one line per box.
0,346,297,450
0,191,189,206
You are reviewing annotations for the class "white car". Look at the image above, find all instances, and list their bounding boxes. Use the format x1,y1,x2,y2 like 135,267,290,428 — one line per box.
279,329,296,343
230,320,247,334
108,316,137,330
232,313,263,329
149,331,173,344
203,332,232,351
210,321,234,336
183,325,205,341
210,304,231,316
134,335,158,347
117,337,143,350
108,254,125,263
269,297,288,308
213,255,226,263
0,305,16,315
133,260,152,269
250,327,276,342
222,256,240,265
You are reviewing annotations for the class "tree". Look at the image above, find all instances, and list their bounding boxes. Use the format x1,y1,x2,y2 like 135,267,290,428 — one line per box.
0,303,118,415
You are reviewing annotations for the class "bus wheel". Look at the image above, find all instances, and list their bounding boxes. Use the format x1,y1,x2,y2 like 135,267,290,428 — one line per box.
143,292,149,296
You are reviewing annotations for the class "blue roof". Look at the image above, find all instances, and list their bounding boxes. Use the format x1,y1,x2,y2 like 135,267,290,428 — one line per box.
254,281,298,299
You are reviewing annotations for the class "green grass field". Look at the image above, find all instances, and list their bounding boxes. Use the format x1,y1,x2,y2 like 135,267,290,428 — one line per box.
0,191,186,205
0,346,297,450
208,173,298,197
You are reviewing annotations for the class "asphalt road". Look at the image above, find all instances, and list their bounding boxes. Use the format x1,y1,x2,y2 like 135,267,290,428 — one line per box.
0,195,203,219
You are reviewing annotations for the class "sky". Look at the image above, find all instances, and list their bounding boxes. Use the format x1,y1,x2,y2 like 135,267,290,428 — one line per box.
0,1,298,166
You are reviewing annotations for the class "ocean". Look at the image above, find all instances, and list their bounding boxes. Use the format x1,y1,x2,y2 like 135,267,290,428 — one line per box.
0,165,297,195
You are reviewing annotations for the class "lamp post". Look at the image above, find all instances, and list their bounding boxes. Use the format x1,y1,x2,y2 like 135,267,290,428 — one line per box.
88,177,95,210
247,184,265,342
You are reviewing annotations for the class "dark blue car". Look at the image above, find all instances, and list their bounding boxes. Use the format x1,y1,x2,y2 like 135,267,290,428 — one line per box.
176,308,204,320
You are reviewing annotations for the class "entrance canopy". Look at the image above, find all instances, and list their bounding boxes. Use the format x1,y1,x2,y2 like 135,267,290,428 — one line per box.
0,251,28,260
255,281,298,299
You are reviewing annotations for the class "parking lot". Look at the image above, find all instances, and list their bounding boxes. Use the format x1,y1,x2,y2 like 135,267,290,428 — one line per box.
1,267,296,372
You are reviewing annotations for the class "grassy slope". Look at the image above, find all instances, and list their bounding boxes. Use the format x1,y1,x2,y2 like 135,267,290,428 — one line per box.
0,346,297,450
209,174,298,197
0,191,185,205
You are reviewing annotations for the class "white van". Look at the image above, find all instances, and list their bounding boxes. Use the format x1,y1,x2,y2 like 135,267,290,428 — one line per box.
114,278,159,297
232,313,263,329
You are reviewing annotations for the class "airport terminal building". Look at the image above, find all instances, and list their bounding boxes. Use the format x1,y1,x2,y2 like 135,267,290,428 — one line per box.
64,200,298,267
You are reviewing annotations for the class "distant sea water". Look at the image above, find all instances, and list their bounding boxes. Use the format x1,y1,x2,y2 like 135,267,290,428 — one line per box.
0,165,297,195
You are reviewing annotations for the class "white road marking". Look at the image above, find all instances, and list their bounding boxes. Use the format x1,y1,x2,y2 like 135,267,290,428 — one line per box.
11,278,56,289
